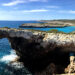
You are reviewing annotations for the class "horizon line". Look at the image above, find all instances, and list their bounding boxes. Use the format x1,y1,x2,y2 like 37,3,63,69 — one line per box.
0,19,75,21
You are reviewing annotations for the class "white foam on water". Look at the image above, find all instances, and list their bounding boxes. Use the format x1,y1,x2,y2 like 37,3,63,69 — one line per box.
0,50,18,63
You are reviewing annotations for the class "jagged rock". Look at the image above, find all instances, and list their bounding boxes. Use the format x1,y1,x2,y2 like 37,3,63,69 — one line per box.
0,28,75,75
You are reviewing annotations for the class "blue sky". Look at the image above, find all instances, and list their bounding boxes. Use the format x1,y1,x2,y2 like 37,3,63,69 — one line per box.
0,0,75,20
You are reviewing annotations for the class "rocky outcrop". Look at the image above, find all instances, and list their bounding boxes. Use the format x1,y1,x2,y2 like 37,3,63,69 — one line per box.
19,23,67,28
0,28,75,75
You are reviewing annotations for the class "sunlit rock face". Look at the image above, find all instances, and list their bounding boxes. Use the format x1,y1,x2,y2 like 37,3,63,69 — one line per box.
0,28,75,75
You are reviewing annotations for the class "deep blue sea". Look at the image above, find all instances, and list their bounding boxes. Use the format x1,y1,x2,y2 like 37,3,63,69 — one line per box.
0,21,75,75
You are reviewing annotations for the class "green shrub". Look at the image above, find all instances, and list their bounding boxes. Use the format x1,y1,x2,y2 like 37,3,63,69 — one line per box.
47,29,65,33
3,27,10,29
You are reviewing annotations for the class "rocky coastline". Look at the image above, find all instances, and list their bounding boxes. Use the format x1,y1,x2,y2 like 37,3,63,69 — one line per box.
20,20,75,28
19,22,68,28
0,28,75,75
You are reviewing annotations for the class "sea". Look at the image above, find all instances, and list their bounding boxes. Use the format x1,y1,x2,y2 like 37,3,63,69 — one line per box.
0,21,75,75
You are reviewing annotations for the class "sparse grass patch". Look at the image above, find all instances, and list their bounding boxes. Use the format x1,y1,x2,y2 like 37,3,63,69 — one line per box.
46,29,65,33
3,27,10,29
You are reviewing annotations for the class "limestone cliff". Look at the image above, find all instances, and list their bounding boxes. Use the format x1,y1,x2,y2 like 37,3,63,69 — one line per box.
0,28,75,75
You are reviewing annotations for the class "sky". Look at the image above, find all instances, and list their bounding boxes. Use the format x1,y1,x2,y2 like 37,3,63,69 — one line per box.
0,0,75,20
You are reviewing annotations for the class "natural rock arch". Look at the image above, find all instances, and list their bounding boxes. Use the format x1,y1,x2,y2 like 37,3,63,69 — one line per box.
0,28,75,75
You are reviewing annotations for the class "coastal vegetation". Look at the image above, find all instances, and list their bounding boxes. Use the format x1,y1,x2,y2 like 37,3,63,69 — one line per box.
56,20,75,24
39,20,75,26
46,29,65,33
3,27,10,29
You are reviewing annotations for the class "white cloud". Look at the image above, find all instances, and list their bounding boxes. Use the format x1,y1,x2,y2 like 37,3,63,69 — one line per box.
23,9,49,12
0,9,49,20
0,9,49,16
58,10,75,14
46,6,59,8
2,0,25,6
69,10,75,14
2,0,48,6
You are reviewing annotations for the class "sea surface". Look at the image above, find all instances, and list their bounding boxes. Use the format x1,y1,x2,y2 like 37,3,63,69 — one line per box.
0,21,75,75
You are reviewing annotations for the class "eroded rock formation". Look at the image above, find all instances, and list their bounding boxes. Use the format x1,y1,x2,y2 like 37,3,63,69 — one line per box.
0,28,75,75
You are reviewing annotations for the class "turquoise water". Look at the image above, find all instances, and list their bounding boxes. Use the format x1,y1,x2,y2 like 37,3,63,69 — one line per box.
23,26,75,33
0,21,75,75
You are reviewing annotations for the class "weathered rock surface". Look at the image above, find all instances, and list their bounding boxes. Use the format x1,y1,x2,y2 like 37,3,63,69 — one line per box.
0,28,75,75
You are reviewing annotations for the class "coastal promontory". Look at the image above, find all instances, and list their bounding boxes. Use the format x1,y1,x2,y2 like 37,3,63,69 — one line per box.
0,28,75,75
19,20,75,28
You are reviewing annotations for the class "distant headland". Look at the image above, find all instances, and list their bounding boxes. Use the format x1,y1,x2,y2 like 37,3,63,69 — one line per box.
19,20,75,28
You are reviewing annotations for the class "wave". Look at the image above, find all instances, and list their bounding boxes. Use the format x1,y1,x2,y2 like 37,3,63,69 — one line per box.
0,50,18,63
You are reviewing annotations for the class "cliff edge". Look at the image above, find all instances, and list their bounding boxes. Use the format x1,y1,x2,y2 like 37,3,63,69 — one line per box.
0,28,75,75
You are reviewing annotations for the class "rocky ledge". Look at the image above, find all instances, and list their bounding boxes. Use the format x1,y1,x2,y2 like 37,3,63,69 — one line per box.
0,28,75,75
